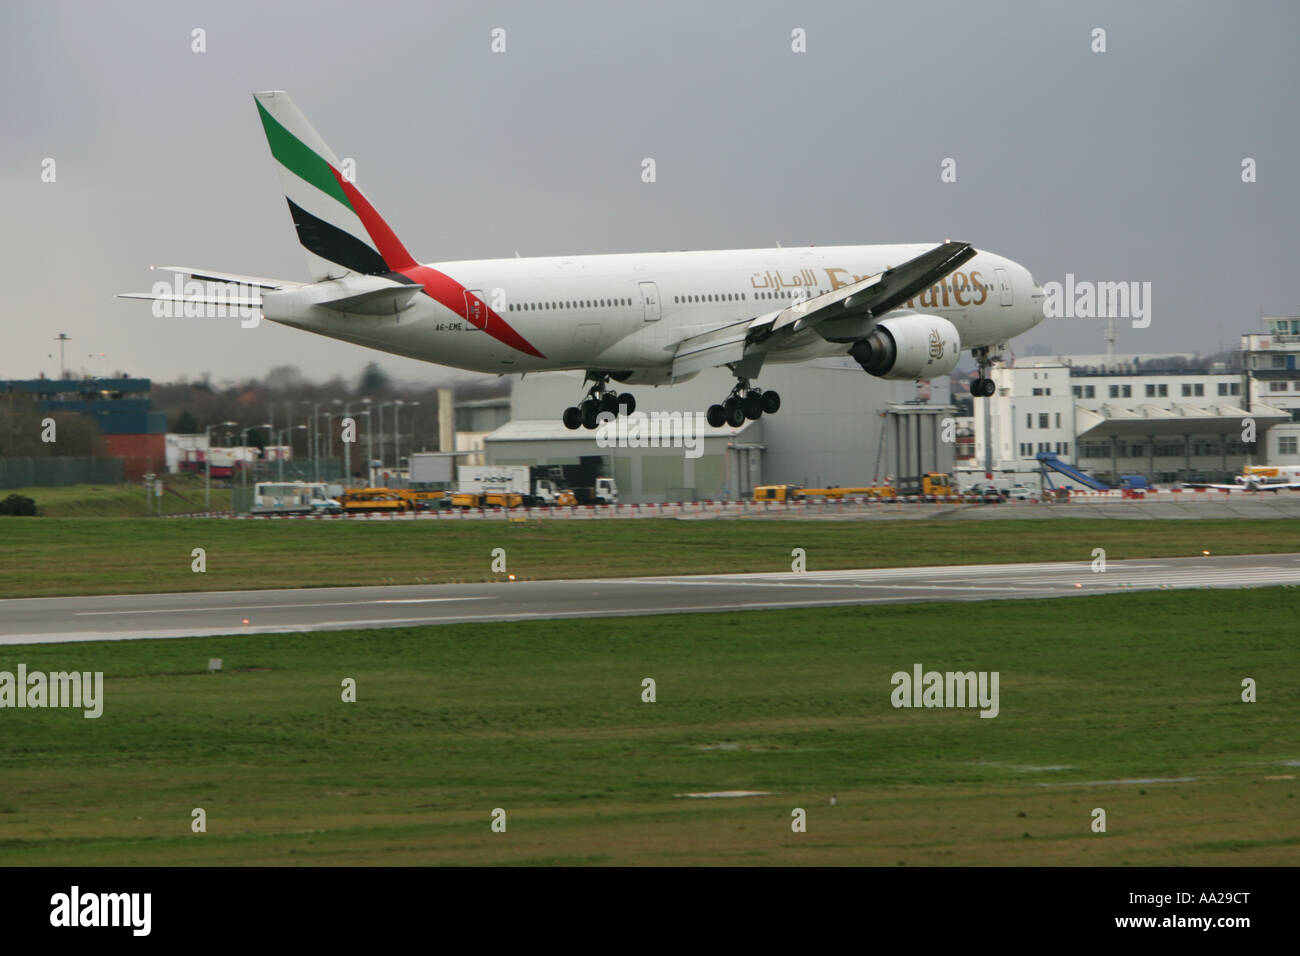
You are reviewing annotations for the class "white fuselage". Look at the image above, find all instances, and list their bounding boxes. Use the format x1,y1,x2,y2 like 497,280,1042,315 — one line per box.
262,243,1044,382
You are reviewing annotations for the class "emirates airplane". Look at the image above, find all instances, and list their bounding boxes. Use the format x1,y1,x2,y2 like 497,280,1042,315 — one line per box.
123,91,1046,428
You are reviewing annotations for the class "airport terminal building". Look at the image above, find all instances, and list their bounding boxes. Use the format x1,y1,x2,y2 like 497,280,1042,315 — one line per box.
974,319,1300,485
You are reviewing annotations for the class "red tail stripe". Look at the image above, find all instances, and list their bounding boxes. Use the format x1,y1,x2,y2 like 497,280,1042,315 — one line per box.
330,168,544,359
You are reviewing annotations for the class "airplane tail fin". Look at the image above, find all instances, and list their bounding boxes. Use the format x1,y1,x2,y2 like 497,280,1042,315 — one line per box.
254,90,417,281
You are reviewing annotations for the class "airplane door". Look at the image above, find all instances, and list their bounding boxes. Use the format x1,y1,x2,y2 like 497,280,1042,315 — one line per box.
994,268,1013,307
639,281,661,321
463,289,486,331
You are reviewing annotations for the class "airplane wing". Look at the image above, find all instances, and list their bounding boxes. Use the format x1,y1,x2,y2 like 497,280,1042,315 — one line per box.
669,241,976,381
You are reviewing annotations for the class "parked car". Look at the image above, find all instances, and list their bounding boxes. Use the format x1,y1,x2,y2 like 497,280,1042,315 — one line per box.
966,485,1007,503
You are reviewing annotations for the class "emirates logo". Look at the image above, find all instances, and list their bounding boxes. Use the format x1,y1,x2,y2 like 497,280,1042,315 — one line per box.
928,329,944,360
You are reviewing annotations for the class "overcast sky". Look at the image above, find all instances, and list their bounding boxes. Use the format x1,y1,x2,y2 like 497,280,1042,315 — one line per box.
3,0,1297,386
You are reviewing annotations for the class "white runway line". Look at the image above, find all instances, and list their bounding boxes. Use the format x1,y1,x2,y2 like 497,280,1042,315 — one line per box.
75,596,488,616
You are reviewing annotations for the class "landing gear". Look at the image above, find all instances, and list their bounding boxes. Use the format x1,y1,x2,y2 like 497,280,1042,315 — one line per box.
971,347,997,397
562,375,637,430
706,380,781,428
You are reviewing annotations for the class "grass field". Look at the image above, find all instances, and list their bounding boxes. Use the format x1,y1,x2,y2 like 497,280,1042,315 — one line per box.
2,477,232,517
1,516,1298,599
0,589,1295,865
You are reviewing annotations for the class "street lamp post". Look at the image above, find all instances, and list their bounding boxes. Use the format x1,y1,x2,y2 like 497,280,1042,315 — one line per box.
321,410,335,476
205,420,236,509
343,402,352,484
376,402,387,471
277,425,308,481
394,400,413,481
310,402,322,483
359,399,373,485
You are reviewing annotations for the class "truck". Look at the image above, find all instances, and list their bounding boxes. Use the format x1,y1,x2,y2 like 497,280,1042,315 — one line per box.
338,487,414,513
454,465,532,508
753,484,901,502
893,472,956,497
530,461,618,506
753,484,803,502
455,460,618,508
252,481,342,515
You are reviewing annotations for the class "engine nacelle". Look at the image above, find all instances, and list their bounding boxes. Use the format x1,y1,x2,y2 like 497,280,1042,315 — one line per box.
849,313,961,380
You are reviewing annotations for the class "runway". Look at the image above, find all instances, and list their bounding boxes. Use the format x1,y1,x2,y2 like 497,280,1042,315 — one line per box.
3,552,1298,645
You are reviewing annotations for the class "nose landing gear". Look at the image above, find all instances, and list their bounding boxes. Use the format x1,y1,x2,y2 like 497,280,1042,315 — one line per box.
971,347,997,397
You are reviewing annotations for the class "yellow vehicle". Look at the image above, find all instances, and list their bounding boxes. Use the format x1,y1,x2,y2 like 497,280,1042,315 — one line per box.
803,485,897,499
451,491,525,508
339,488,413,512
753,484,804,502
921,473,955,496
754,483,899,501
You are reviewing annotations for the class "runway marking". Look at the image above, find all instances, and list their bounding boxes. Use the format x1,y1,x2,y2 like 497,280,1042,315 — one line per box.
75,597,487,616
620,579,1029,592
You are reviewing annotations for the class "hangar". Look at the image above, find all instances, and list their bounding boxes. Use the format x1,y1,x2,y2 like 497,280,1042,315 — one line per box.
484,360,956,503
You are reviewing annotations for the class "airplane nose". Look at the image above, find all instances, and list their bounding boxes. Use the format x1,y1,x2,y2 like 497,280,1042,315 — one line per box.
1024,268,1046,327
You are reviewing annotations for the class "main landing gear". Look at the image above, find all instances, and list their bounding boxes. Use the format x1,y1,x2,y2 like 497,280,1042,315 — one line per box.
562,376,636,430
970,347,996,397
706,381,781,428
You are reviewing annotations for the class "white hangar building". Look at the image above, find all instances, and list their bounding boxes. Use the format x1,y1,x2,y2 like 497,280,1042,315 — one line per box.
481,361,957,503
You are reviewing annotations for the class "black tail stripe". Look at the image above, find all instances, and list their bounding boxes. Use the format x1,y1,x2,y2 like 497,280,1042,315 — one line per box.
285,198,389,275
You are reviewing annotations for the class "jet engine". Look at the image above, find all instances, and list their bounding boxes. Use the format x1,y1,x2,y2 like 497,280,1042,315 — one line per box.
848,313,961,380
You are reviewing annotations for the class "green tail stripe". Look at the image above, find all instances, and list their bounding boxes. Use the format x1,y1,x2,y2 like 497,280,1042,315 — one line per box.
256,100,352,210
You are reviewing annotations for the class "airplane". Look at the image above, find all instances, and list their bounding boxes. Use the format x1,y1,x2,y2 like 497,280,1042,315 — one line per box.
1186,464,1300,492
121,91,1046,428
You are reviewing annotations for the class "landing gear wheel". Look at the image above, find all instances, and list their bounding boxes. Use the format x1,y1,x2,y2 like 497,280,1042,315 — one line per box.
706,404,726,428
562,406,582,430
726,404,746,428
723,395,742,415
761,390,781,414
581,400,600,429
618,392,636,415
742,392,764,421
599,392,619,415
981,378,996,397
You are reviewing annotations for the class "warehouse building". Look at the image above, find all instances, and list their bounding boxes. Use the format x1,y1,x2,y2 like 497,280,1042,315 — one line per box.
0,377,166,479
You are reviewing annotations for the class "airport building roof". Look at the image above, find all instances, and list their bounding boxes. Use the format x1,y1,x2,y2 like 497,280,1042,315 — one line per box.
1074,402,1290,439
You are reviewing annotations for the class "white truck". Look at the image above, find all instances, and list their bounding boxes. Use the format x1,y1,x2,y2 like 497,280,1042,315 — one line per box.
251,481,343,514
457,465,617,506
